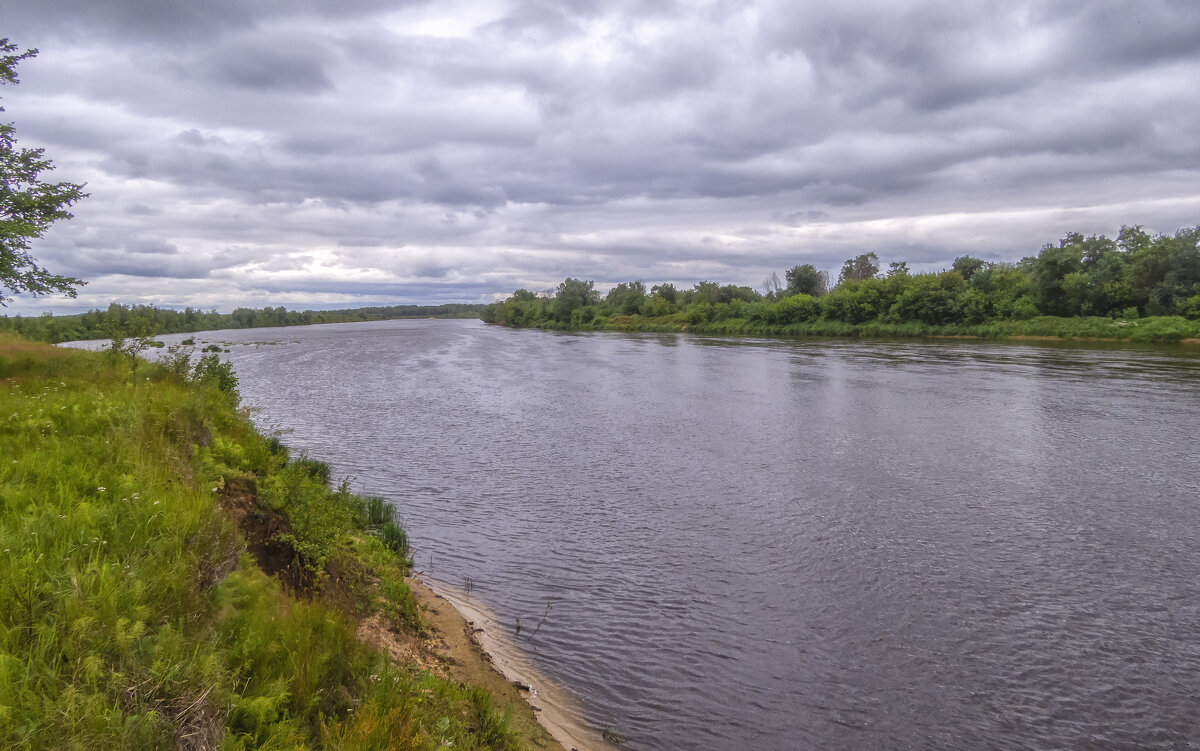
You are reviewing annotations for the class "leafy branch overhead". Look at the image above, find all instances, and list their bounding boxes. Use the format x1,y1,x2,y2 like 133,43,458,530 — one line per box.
0,39,87,306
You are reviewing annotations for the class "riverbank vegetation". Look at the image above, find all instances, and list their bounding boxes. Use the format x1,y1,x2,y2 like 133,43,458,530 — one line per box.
0,333,531,750
0,303,488,344
482,226,1200,343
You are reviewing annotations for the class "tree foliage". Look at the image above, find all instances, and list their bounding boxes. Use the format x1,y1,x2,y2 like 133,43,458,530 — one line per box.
785,263,827,297
837,252,880,285
0,40,86,305
481,225,1200,337
552,277,599,323
1,302,487,343
605,281,647,315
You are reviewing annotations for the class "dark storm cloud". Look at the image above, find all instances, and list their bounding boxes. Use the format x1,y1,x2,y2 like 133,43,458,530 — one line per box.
1,0,256,44
3,0,1199,313
2,0,426,44
205,36,335,94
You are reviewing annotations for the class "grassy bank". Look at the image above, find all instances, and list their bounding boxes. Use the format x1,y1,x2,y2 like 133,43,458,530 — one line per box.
0,333,550,750
502,312,1200,344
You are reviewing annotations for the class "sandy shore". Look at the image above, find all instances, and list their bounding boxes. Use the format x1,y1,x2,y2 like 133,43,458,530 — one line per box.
406,576,609,751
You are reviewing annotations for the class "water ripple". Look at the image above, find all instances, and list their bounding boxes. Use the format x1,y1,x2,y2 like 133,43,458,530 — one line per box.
162,321,1200,751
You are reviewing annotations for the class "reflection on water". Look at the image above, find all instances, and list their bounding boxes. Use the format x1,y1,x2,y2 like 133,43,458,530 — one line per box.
146,321,1200,750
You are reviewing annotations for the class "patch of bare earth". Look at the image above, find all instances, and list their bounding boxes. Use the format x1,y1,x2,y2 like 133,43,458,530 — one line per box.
405,580,568,751
216,481,567,750
218,478,314,592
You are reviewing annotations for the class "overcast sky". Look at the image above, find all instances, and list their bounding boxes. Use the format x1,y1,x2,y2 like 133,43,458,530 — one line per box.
4,0,1200,314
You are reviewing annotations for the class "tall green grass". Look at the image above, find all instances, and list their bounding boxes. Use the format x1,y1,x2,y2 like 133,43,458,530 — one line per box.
0,334,522,750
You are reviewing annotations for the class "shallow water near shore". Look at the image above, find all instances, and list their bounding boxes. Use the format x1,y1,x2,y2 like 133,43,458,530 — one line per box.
129,320,1200,749
420,575,606,751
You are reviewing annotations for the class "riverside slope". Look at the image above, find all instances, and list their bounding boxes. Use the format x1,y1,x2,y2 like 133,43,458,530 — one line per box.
0,332,566,751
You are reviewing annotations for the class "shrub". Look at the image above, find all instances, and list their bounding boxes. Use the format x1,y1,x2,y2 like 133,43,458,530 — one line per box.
362,495,392,527
295,456,332,484
1180,295,1200,320
772,294,821,324
193,353,239,403
379,521,410,561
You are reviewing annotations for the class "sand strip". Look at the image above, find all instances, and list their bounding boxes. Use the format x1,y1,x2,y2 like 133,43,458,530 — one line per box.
408,576,609,751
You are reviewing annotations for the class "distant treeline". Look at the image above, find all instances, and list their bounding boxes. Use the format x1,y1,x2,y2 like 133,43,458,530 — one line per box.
0,302,486,343
482,225,1200,342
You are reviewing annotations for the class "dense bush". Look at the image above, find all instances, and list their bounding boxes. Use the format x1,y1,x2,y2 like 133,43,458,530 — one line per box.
481,224,1200,342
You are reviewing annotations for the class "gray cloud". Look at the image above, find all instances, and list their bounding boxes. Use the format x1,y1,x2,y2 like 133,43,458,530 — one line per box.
203,32,336,93
2,0,426,45
3,0,1199,314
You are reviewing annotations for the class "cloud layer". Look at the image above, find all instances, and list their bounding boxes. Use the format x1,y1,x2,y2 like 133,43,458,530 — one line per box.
5,0,1200,313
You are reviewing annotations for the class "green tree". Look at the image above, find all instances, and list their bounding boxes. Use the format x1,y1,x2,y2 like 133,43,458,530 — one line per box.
1,41,86,305
691,280,723,305
822,278,892,323
1030,237,1085,316
1118,225,1152,254
890,271,966,325
105,304,156,399
1126,227,1200,315
719,284,760,303
649,282,677,304
785,263,827,296
951,256,985,281
552,277,599,322
837,252,880,285
768,293,821,324
605,281,647,315
643,283,677,316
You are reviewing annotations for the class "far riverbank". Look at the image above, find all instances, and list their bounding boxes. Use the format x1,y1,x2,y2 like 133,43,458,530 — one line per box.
485,312,1200,345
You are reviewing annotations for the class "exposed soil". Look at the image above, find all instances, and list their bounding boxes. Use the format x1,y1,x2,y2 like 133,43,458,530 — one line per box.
218,478,310,591
405,579,569,751
215,480,568,750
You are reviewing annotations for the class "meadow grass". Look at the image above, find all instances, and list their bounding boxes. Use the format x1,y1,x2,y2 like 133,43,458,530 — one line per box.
0,333,522,750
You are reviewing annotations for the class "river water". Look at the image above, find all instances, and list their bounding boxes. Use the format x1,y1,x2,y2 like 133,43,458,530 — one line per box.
164,320,1200,749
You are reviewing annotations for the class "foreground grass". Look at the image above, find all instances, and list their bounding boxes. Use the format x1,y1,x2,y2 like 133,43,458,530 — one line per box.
0,333,523,750
522,313,1200,344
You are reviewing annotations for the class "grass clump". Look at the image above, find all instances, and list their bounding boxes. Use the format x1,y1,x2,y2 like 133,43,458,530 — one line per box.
0,333,526,750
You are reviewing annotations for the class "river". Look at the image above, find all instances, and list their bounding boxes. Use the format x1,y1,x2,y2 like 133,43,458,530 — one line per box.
158,319,1200,749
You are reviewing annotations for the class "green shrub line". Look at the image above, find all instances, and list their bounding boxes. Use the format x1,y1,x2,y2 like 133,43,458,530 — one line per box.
482,225,1200,344
0,333,524,750
505,311,1200,344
